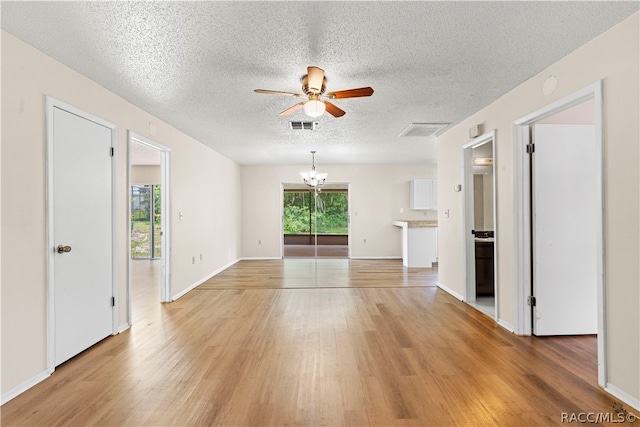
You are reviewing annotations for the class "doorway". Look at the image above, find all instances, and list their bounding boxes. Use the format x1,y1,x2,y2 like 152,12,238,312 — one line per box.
130,184,161,259
282,183,350,258
513,81,605,385
462,130,497,319
46,97,117,371
127,132,172,327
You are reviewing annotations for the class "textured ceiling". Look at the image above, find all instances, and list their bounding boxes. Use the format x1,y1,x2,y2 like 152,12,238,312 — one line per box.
2,1,638,165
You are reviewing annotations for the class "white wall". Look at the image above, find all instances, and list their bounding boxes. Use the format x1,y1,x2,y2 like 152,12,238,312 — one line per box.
482,173,494,230
241,164,437,259
473,175,485,229
472,173,494,231
437,13,639,405
1,31,242,398
538,98,595,125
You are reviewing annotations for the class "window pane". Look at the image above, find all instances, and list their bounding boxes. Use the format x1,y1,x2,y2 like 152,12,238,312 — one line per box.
153,185,162,257
131,185,151,258
316,191,348,235
283,191,313,235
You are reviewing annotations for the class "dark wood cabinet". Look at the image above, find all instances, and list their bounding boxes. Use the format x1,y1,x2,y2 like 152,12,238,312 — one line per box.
475,241,494,296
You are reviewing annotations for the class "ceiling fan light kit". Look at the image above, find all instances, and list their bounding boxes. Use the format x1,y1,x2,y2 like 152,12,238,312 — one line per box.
255,66,373,118
303,99,326,117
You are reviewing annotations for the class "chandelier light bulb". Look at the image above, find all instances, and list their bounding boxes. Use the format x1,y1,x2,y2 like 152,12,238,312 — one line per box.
300,151,327,188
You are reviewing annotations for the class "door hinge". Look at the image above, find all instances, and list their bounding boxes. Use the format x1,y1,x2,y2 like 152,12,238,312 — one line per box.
111,296,115,307
527,295,536,306
526,144,535,154
110,147,115,157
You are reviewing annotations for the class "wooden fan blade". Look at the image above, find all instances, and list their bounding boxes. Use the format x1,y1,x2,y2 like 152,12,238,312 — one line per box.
324,101,346,118
326,87,374,99
307,66,325,93
255,89,302,97
279,102,305,116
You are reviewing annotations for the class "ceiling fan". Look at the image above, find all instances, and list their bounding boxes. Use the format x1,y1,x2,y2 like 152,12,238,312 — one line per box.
254,66,374,118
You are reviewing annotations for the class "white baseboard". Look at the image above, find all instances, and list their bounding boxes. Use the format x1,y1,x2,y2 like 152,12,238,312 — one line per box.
239,256,403,261
349,256,401,260
497,318,515,333
605,382,640,411
1,370,50,405
171,259,240,301
117,323,131,334
437,283,514,333
437,282,464,300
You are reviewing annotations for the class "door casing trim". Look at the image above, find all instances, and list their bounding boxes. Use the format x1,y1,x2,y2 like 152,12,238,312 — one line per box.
462,130,498,321
127,131,173,321
512,80,605,386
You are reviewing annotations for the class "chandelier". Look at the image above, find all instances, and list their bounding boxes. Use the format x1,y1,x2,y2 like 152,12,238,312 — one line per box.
300,151,327,189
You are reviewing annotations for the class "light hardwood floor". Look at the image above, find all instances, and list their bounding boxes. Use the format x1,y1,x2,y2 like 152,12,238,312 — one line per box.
131,259,162,324
2,259,635,426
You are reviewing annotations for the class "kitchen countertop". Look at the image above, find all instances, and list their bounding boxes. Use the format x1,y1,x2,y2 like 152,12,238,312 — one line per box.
392,220,438,228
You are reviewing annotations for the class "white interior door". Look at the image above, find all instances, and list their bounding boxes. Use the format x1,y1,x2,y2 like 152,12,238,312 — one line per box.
532,124,597,336
53,106,114,365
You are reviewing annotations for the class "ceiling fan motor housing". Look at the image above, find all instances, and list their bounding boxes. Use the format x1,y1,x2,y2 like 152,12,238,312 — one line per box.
302,75,327,95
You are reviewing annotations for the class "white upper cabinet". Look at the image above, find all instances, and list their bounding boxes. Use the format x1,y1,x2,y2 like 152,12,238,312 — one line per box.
410,179,437,210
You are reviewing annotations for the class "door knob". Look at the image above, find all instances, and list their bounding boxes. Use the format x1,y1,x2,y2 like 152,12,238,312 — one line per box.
57,245,72,254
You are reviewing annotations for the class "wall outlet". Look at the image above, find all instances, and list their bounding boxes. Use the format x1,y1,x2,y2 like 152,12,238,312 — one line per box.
192,256,195,264
258,240,261,245
200,254,203,261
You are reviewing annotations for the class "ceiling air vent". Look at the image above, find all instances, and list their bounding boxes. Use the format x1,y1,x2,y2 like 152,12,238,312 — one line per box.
289,121,318,131
399,123,449,138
